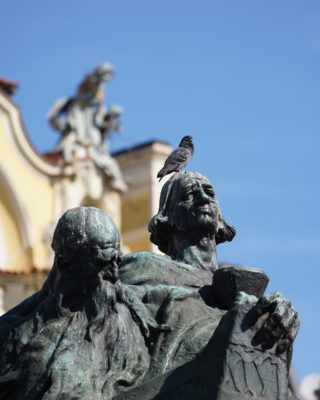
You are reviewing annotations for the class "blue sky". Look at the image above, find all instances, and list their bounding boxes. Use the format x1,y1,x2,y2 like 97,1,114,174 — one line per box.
1,0,320,381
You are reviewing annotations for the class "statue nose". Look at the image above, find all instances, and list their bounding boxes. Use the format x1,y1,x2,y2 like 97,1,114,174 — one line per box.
196,189,210,204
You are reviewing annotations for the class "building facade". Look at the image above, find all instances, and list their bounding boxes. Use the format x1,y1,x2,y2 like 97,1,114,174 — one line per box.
0,80,171,312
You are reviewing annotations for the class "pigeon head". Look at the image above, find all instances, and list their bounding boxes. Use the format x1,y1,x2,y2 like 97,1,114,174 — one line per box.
179,135,193,147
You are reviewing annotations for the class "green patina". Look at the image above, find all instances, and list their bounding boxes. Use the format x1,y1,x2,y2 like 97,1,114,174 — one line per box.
0,172,299,399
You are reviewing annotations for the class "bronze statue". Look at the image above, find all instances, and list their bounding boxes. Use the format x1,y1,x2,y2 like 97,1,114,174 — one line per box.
0,172,300,399
0,208,149,399
119,171,299,399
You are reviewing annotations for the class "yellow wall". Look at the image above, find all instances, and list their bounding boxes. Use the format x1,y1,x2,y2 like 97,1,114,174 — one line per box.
122,195,151,232
126,236,150,253
0,111,54,272
0,182,32,272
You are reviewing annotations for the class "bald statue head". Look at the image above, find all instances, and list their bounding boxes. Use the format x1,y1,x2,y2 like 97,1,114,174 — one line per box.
52,207,121,282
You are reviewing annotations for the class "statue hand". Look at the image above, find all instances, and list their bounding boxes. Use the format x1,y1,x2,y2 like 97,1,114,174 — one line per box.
243,291,300,354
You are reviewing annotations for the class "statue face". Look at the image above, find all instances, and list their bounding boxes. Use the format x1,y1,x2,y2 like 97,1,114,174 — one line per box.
56,243,118,280
170,174,219,234
52,207,120,279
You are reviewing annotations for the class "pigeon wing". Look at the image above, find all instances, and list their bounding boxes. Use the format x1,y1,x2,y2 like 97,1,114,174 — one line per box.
157,148,190,179
164,147,189,167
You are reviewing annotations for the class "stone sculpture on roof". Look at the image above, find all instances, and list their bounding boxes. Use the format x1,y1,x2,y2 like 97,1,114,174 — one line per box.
47,63,127,193
0,168,300,399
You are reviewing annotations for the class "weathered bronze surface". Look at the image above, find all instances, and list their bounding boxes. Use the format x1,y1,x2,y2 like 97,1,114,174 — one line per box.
0,172,300,399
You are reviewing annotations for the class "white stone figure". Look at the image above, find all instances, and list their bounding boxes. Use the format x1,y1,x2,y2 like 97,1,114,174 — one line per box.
48,63,127,193
300,374,320,400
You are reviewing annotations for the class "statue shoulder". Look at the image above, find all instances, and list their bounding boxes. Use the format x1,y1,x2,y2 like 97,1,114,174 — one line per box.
120,252,170,284
122,251,169,264
119,252,212,288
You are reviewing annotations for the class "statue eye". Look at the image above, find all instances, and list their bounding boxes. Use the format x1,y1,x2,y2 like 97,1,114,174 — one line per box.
204,187,215,198
207,190,214,197
180,191,193,201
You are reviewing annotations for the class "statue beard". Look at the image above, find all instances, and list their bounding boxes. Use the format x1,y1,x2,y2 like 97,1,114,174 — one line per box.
197,214,218,233
53,267,127,339
83,278,127,342
182,213,218,239
0,261,148,398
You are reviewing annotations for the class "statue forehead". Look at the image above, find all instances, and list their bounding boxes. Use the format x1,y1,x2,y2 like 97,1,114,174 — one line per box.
52,207,119,252
173,173,213,190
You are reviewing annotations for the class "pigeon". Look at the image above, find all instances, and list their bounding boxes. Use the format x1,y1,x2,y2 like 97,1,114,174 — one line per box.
157,135,194,181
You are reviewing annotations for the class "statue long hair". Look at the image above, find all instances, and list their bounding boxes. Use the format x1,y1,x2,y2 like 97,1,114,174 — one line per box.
148,171,236,253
